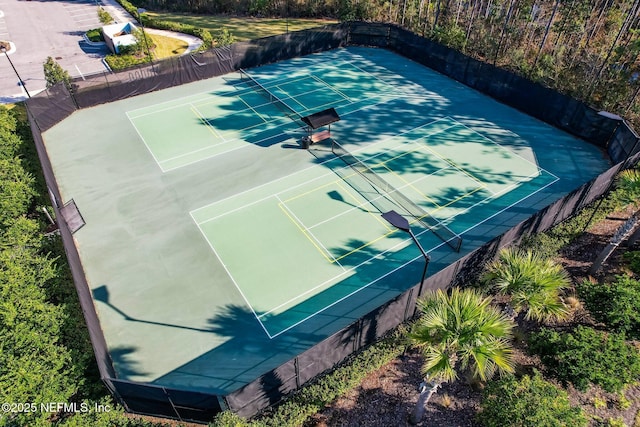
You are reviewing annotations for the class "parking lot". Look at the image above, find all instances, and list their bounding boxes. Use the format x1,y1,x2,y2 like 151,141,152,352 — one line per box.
0,0,112,101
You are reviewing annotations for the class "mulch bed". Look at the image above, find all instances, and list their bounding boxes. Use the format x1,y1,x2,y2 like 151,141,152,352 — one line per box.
308,206,640,426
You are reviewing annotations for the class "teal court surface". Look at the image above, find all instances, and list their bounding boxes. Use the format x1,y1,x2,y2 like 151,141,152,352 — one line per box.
42,46,611,393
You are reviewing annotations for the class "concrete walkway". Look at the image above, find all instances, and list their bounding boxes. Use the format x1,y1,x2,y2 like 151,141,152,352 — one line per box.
99,0,203,53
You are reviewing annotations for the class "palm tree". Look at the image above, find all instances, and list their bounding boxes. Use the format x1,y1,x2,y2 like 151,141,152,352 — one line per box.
481,247,571,322
408,288,515,423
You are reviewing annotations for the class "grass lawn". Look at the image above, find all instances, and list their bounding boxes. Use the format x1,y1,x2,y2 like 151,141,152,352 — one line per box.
150,33,188,58
145,13,338,41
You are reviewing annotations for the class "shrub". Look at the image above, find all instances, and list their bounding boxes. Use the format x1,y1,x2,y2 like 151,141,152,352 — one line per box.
622,250,640,275
105,53,148,71
86,28,104,42
519,195,620,258
215,28,235,47
612,168,640,207
529,326,640,392
605,417,628,427
0,158,36,226
577,276,640,339
97,7,113,25
481,248,571,322
43,56,72,89
478,371,588,427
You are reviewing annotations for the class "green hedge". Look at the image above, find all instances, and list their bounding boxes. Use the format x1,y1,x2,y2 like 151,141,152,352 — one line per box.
0,105,172,427
478,371,588,427
211,327,408,426
105,53,149,71
86,28,104,42
115,0,212,49
529,326,640,392
578,275,640,339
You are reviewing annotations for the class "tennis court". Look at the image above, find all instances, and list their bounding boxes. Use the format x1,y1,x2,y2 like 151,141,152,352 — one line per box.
127,54,397,171
42,46,610,391
190,114,558,337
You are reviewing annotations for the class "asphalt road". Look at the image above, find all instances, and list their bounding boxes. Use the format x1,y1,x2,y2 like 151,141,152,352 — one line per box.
0,0,110,102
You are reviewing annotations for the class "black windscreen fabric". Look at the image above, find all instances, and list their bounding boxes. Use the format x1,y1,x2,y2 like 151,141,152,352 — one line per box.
609,123,640,164
111,380,222,422
25,21,640,422
225,359,298,418
26,84,77,132
384,23,620,147
110,381,178,418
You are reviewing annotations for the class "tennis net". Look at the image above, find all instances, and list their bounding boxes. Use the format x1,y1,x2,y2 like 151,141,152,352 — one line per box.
239,69,305,128
331,139,462,252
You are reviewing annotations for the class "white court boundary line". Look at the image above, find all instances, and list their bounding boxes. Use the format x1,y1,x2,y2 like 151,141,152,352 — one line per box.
275,193,346,269
190,116,561,338
126,73,382,172
125,50,413,172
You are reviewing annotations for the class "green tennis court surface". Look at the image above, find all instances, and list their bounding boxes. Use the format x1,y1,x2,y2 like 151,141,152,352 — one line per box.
128,60,397,171
192,116,557,337
42,46,611,390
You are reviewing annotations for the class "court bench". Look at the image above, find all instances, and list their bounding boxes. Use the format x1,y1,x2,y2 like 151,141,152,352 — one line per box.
301,130,331,149
311,130,331,143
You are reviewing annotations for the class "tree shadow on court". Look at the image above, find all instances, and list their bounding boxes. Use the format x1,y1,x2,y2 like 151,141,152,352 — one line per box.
145,303,326,397
143,244,428,399
110,346,149,378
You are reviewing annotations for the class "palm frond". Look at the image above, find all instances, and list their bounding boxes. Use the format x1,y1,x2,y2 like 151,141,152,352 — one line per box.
481,247,571,322
412,288,515,384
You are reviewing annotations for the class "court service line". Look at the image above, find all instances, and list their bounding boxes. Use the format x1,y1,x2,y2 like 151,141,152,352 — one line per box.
159,115,296,169
190,104,226,141
189,212,273,338
126,74,312,119
302,181,393,232
378,162,453,209
276,194,345,269
334,117,458,159
125,74,296,117
420,144,492,195
237,96,268,123
280,172,394,232
454,120,560,182
437,170,559,229
343,61,410,96
451,173,561,235
159,87,351,170
126,78,252,118
194,161,362,223
193,117,455,219
256,226,412,321
310,74,352,101
148,81,398,171
133,102,292,170
125,113,165,172
263,174,561,336
264,228,450,338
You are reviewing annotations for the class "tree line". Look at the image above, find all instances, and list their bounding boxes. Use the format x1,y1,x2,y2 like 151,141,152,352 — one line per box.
129,0,640,127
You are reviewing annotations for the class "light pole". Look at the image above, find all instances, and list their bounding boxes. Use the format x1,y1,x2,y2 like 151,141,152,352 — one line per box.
1,46,30,98
382,210,430,296
136,8,153,64
382,210,434,426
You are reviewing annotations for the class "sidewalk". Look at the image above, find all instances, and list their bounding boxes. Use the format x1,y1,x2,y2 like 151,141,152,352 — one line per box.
99,0,202,53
